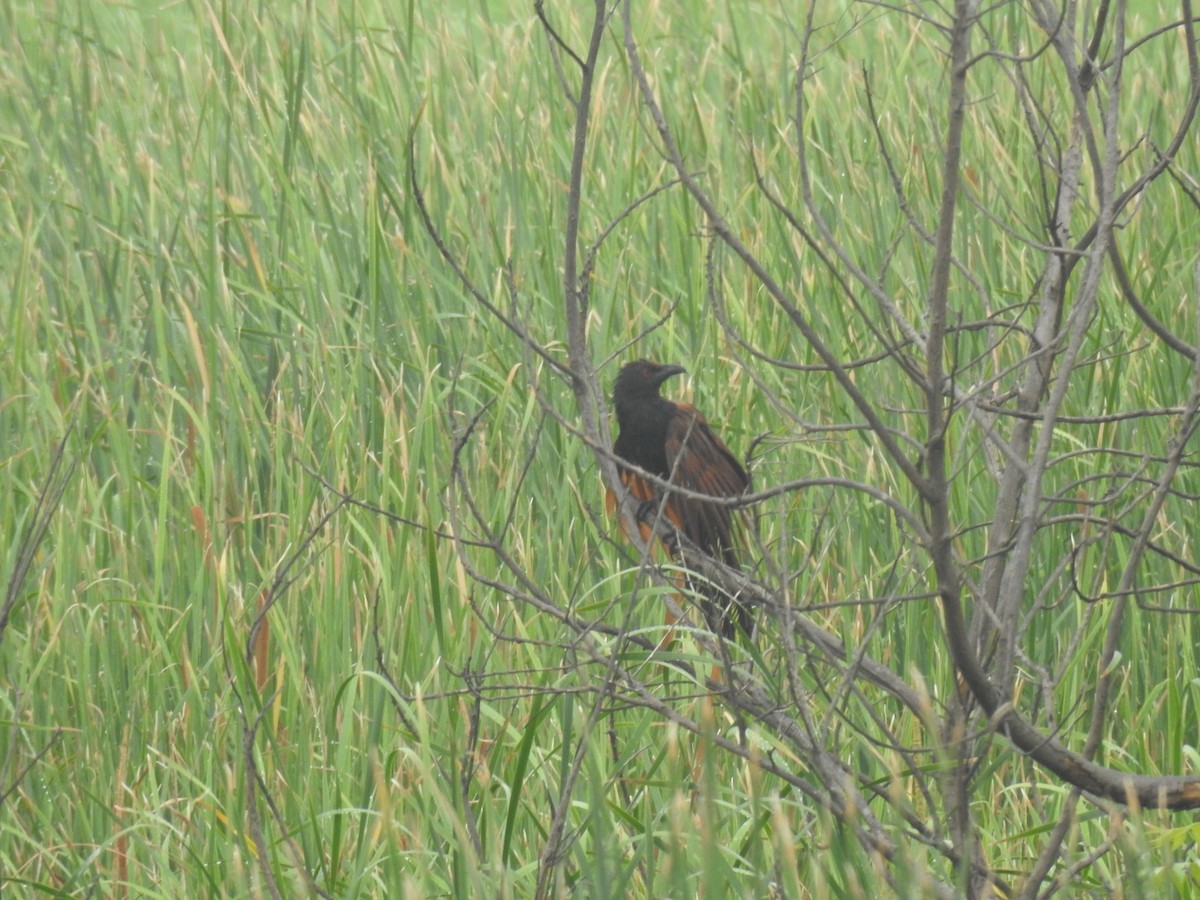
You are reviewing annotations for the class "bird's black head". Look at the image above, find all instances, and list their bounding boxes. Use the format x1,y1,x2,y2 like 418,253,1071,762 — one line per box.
612,359,686,406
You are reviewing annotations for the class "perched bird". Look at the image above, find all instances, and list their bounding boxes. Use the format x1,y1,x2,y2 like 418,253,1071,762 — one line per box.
607,358,752,638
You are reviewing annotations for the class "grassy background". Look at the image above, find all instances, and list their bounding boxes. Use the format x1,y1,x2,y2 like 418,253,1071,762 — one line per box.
2,0,1199,896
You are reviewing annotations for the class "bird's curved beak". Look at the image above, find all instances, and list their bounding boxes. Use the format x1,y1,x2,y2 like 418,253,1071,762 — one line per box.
657,364,687,384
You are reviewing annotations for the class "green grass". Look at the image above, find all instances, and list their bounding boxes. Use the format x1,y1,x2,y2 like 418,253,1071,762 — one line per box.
2,0,1199,896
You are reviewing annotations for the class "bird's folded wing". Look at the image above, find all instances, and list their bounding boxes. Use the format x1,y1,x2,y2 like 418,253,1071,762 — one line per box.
663,405,748,562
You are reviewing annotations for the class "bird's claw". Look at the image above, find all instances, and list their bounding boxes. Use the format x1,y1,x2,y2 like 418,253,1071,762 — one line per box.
635,498,659,522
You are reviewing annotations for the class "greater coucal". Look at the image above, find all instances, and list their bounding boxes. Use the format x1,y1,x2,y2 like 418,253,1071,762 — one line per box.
607,359,752,639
